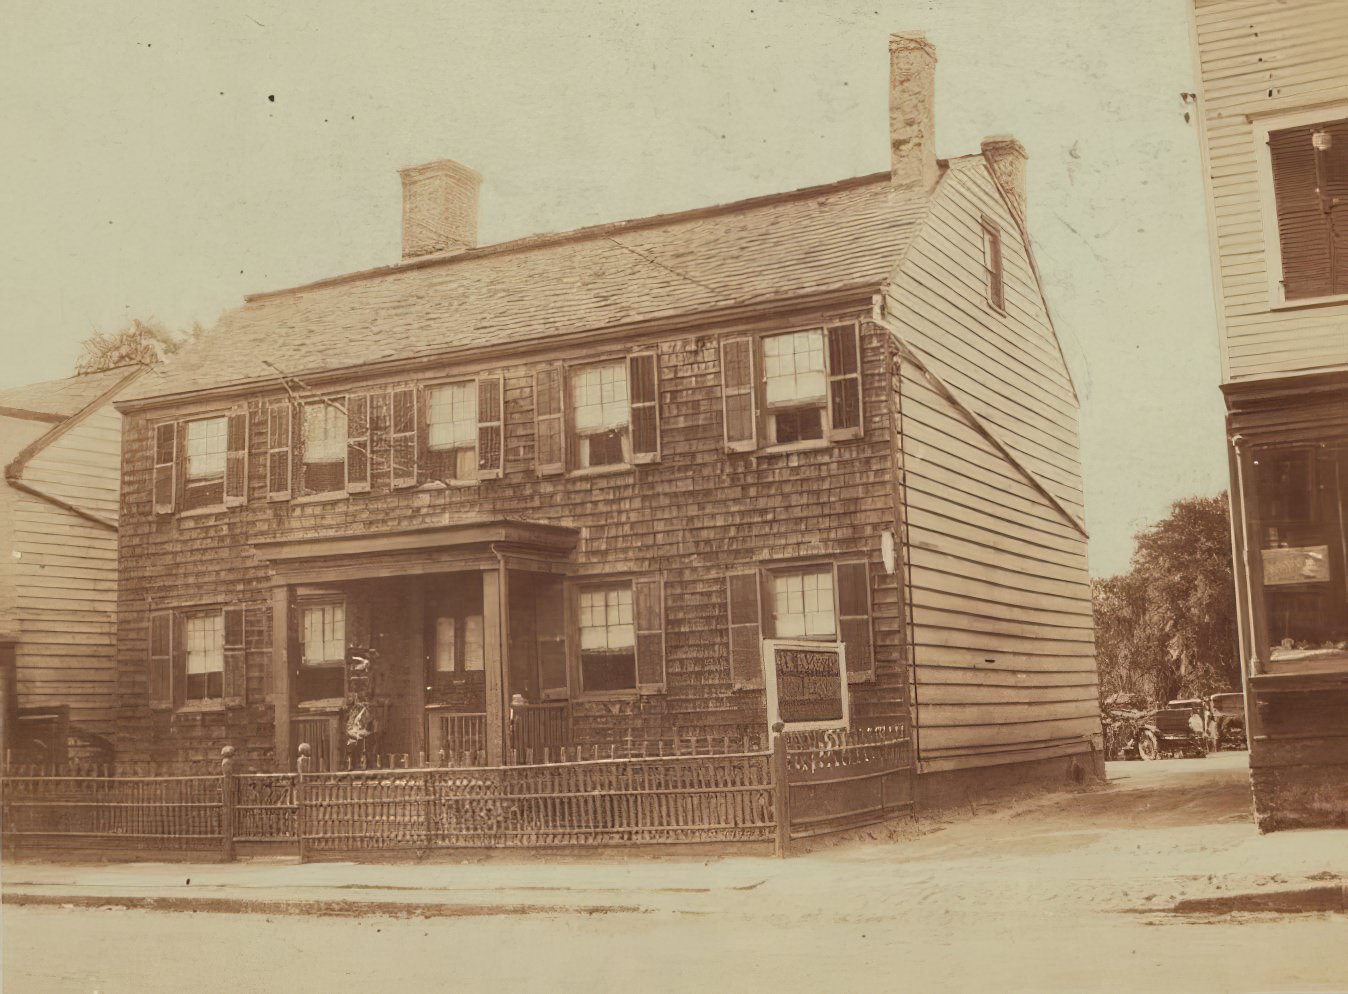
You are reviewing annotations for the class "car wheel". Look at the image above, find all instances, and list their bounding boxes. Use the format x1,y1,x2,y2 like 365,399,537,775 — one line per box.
1137,731,1160,761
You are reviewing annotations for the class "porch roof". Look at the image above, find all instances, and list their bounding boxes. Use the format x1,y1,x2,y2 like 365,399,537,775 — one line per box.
254,518,580,578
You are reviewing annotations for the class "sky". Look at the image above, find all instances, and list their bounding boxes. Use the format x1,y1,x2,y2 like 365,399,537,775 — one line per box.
0,0,1227,577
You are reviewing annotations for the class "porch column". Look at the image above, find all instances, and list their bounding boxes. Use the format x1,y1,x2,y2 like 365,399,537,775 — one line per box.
482,565,511,766
271,583,292,771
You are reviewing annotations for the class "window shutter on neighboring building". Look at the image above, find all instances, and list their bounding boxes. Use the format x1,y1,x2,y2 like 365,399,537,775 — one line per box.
721,338,757,452
826,323,864,441
223,408,249,506
149,609,173,708
223,606,247,703
1269,121,1348,300
171,612,187,710
836,560,874,683
634,576,665,693
345,393,371,493
628,353,660,463
266,404,292,501
534,366,565,476
727,571,764,690
477,375,504,479
390,387,418,488
153,421,177,514
536,574,568,700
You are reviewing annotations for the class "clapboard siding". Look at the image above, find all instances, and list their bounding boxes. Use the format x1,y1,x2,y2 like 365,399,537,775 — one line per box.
1193,0,1348,381
887,158,1087,521
898,358,1099,774
22,403,123,521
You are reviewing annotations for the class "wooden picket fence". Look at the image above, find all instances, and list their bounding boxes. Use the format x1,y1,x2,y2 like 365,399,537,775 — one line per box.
0,728,913,860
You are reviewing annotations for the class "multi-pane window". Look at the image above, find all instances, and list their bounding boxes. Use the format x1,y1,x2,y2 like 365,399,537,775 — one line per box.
302,401,347,495
182,416,229,510
571,362,630,467
299,601,345,702
434,614,484,673
184,611,224,702
770,568,836,639
1265,116,1348,302
426,382,478,479
762,330,827,443
578,583,636,691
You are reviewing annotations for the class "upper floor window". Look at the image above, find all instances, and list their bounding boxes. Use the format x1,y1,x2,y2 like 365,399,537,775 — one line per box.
1260,112,1348,303
571,361,630,467
153,409,248,515
720,322,863,453
981,216,1006,312
426,381,479,480
184,610,225,703
301,400,347,495
183,416,228,510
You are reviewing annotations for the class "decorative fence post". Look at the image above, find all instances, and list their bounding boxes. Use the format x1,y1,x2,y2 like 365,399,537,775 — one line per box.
220,745,236,863
296,742,311,863
771,722,790,858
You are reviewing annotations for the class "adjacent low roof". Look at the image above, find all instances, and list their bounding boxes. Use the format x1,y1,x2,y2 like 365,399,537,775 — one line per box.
123,170,935,405
0,367,138,422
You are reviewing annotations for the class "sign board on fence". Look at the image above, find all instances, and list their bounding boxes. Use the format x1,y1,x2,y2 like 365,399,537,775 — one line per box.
762,639,849,732
1261,545,1330,585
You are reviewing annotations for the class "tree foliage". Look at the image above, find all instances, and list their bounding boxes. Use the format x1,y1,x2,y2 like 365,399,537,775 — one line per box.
1092,494,1240,705
74,318,202,375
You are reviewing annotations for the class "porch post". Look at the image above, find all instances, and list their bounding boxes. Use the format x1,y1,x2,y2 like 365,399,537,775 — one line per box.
482,566,510,766
271,582,292,771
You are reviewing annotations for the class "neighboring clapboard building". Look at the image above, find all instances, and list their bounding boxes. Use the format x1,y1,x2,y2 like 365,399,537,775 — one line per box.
1189,0,1348,829
111,33,1101,803
1,366,143,764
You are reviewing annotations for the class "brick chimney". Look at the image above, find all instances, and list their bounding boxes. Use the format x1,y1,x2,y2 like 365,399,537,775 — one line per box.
399,159,481,260
981,136,1028,220
889,32,938,195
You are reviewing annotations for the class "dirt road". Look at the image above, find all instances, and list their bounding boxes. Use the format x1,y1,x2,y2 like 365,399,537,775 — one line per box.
5,752,1346,993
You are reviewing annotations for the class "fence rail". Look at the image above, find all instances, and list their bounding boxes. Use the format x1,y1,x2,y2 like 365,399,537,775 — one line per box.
1,727,913,859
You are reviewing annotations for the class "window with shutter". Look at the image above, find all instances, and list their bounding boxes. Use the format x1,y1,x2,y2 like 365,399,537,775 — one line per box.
534,366,565,476
390,388,418,488
634,577,665,693
762,329,827,444
535,574,568,699
181,416,228,511
152,421,177,515
148,610,173,708
477,375,504,479
224,409,249,507
267,404,292,501
721,338,757,452
826,323,864,441
570,361,630,468
345,394,371,493
727,571,764,690
300,399,347,496
1267,117,1348,301
577,581,636,694
183,610,225,703
425,381,477,482
628,353,660,463
836,561,874,684
223,606,247,702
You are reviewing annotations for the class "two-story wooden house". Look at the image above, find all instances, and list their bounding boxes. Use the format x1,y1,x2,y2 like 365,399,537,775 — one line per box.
112,33,1101,806
2,366,142,763
1189,0,1348,829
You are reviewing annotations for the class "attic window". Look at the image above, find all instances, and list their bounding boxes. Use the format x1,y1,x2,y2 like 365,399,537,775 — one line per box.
981,216,1006,312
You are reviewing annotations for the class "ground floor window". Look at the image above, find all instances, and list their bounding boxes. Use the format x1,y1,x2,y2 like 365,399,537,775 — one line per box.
1250,443,1348,667
578,583,635,692
769,567,837,639
184,611,224,702
300,600,346,701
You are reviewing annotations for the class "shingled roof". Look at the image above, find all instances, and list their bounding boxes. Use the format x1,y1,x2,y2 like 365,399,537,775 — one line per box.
0,367,140,422
124,170,936,406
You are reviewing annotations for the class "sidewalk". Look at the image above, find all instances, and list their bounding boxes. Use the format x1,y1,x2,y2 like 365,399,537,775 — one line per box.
3,751,1345,921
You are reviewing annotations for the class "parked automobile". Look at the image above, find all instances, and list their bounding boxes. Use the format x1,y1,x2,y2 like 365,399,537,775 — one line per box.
1209,692,1247,751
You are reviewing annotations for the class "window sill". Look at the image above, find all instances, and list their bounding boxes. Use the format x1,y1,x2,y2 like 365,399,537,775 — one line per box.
175,699,228,715
573,690,642,702
1269,291,1348,312
569,463,634,479
418,479,481,491
755,439,831,457
178,504,228,518
292,492,349,506
297,698,345,711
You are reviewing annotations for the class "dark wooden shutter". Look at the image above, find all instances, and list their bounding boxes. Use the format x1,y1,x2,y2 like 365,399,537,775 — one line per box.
634,577,665,694
223,606,247,703
721,338,757,452
223,408,249,507
171,612,187,709
836,561,874,684
728,571,764,690
477,375,504,479
628,353,660,463
266,404,292,501
534,366,565,476
536,575,568,700
1269,122,1337,300
827,322,864,441
153,422,177,514
149,609,173,708
390,387,418,488
345,394,371,494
